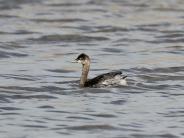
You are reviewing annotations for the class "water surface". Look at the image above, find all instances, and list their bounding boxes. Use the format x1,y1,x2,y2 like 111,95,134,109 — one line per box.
0,0,184,138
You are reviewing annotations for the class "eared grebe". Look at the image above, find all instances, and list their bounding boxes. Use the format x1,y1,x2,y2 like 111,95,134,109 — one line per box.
75,53,127,87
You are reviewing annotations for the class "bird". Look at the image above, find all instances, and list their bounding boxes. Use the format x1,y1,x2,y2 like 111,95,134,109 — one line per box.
75,53,127,87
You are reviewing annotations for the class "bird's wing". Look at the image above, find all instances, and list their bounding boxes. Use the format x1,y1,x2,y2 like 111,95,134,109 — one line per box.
85,71,122,87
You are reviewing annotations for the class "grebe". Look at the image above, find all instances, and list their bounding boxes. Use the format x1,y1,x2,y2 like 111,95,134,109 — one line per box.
75,53,127,87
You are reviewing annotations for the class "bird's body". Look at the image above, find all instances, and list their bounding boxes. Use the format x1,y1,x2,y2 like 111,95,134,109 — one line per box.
85,71,127,87
75,53,127,87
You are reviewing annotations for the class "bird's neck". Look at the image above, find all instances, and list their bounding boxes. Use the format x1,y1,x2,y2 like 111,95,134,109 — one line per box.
80,62,90,87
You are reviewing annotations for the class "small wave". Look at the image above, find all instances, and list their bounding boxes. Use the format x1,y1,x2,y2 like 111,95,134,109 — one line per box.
0,50,27,59
28,34,109,44
66,124,116,131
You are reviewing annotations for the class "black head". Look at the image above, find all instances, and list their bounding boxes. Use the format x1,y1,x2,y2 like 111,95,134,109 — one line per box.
75,53,90,65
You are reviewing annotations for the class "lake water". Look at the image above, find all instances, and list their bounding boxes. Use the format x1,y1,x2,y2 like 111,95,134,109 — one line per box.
0,0,184,138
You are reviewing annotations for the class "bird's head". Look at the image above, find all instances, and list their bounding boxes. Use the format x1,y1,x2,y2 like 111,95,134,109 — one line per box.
75,53,90,65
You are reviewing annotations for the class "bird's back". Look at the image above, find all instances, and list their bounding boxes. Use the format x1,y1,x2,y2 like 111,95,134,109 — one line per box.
84,71,127,87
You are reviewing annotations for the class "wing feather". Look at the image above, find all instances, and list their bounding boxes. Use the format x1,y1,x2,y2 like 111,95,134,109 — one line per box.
85,71,122,87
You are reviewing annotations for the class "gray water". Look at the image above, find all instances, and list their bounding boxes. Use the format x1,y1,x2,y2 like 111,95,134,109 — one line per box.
0,0,184,138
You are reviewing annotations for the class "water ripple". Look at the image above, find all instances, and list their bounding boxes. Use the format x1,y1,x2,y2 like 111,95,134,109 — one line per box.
28,34,109,43
66,124,116,131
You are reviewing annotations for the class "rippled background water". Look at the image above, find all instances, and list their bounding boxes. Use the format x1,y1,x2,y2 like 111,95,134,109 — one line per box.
0,0,184,138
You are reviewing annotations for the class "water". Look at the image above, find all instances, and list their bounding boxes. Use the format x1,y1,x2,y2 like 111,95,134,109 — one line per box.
0,0,184,138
